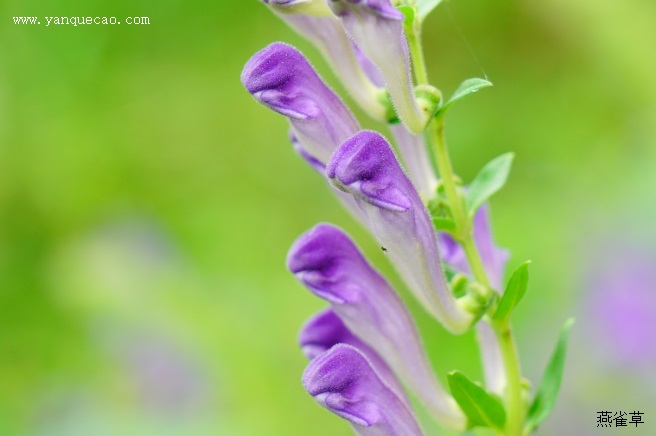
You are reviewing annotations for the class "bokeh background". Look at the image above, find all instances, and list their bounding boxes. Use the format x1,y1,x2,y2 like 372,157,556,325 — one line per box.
2,0,655,434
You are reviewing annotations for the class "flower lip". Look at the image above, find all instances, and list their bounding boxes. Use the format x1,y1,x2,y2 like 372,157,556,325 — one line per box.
302,344,386,427
241,42,321,120
287,223,366,305
242,42,359,164
327,131,412,212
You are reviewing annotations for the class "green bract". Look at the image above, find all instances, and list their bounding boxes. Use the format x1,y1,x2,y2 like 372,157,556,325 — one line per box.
493,261,531,321
448,371,507,430
466,152,515,217
526,318,576,432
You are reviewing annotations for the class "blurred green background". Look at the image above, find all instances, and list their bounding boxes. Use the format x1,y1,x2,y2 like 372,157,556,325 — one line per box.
1,0,655,434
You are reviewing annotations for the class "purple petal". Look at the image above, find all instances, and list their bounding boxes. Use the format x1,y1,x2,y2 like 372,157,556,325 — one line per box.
289,132,368,225
264,11,387,120
303,344,422,436
326,131,476,334
241,42,359,163
354,43,385,87
438,204,509,290
328,0,428,133
585,244,656,366
299,308,407,403
289,224,466,430
389,124,438,199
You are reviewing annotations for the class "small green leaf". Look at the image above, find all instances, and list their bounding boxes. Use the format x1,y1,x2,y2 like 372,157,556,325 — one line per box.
432,217,456,233
465,152,514,216
436,78,493,118
526,318,576,432
448,371,506,430
416,0,443,21
492,261,530,322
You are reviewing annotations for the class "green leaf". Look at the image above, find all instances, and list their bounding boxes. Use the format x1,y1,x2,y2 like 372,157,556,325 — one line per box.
526,318,576,432
465,152,514,216
448,371,506,430
432,217,456,234
492,261,530,322
416,0,443,20
436,78,493,118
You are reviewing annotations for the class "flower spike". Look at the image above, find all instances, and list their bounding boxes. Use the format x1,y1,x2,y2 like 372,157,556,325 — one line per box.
303,344,423,436
289,224,467,430
328,0,429,133
241,42,359,164
327,131,476,333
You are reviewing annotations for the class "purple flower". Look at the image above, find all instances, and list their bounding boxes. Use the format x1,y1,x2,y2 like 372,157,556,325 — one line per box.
303,344,423,436
326,131,476,333
585,244,656,366
289,131,370,227
260,6,388,121
241,42,359,164
289,224,466,430
299,308,408,403
328,0,428,133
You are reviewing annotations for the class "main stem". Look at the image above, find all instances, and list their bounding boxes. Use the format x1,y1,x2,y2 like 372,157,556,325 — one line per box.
428,100,525,436
495,321,525,436
407,18,526,434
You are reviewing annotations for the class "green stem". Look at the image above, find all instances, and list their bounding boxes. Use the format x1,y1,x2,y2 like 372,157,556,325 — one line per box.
429,106,524,436
495,322,525,436
406,20,429,85
429,119,491,287
408,14,525,434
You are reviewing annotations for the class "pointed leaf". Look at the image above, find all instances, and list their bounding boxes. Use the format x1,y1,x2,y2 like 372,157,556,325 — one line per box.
436,78,493,118
465,153,514,216
526,318,575,432
492,261,530,322
448,371,506,430
417,0,444,21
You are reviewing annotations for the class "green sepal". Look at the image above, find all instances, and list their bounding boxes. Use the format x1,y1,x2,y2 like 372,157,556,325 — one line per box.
398,5,416,30
377,89,400,124
448,371,507,430
465,152,514,216
492,261,530,322
436,78,493,118
427,193,450,217
525,318,576,433
416,0,444,21
450,273,469,298
415,84,442,121
432,216,456,234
